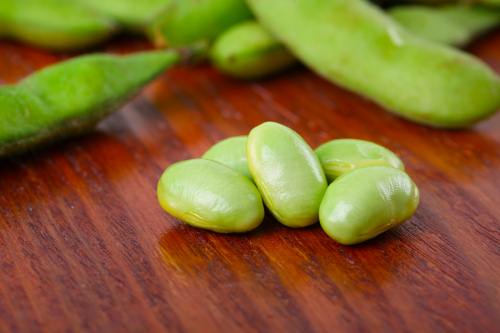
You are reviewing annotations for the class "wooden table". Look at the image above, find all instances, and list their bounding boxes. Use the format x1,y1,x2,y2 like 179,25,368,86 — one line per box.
0,31,499,333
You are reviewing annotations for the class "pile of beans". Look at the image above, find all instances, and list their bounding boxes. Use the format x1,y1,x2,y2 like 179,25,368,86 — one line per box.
157,122,419,245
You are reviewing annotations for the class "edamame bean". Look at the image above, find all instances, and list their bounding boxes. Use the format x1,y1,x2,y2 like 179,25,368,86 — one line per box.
0,49,196,157
202,136,251,179
316,139,404,182
0,0,116,51
247,0,500,128
157,159,264,233
210,21,296,79
149,0,253,47
389,5,500,46
319,166,419,245
247,122,327,227
75,0,171,31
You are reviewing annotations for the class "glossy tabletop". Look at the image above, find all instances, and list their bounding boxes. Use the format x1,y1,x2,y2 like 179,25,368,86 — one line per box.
0,32,499,332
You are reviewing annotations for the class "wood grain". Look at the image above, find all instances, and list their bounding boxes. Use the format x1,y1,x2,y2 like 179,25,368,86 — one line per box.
0,31,499,333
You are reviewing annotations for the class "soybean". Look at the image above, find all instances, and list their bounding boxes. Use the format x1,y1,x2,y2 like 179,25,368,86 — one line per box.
247,122,327,228
319,166,419,245
149,0,253,47
0,50,187,157
157,159,264,233
0,0,116,51
202,136,251,179
210,21,296,79
316,139,404,182
247,0,500,128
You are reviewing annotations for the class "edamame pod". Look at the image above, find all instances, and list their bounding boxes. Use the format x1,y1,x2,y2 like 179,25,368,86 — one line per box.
389,5,500,46
157,159,264,233
0,0,116,51
209,6,497,79
0,49,192,157
210,21,296,79
247,0,500,128
75,0,171,31
149,0,253,47
202,136,251,179
247,122,327,228
316,139,404,182
319,166,419,245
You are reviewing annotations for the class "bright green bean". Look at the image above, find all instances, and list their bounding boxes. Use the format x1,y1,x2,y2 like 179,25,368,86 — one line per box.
247,122,327,228
210,21,296,79
247,0,500,128
0,50,192,157
0,0,116,51
316,139,404,182
202,136,251,179
149,0,253,47
157,159,264,233
319,166,419,245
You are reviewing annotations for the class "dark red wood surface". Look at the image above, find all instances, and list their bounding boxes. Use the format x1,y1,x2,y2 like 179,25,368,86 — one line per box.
0,31,499,333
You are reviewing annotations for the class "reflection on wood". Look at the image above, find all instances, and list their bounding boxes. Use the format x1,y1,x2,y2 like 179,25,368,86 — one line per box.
0,31,499,332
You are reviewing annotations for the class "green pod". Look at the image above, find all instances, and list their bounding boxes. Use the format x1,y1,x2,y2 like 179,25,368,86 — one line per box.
247,0,500,128
202,136,251,179
0,50,183,157
389,5,500,47
319,166,419,245
208,6,498,79
75,0,171,31
247,122,327,228
157,159,264,233
0,0,117,51
208,9,497,79
149,0,253,47
210,21,296,79
442,5,500,31
316,139,404,182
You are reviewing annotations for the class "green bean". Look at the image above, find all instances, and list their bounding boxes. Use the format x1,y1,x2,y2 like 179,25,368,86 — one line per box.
202,136,251,179
0,49,195,157
247,122,327,228
75,0,171,31
149,0,253,47
247,0,500,128
210,21,296,79
157,159,264,233
389,5,500,46
319,166,419,245
316,139,404,182
0,0,116,51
